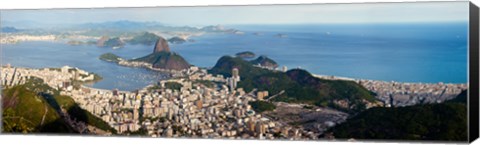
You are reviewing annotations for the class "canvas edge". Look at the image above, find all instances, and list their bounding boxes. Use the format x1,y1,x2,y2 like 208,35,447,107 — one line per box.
0,10,4,134
0,1,476,144
469,1,480,143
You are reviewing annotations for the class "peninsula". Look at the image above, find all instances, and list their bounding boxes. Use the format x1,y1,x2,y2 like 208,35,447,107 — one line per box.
99,35,190,71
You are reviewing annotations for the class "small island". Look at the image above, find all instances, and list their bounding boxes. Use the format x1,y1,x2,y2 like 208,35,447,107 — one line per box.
235,51,256,59
168,36,187,44
97,36,125,49
276,33,288,38
99,53,123,63
253,32,263,36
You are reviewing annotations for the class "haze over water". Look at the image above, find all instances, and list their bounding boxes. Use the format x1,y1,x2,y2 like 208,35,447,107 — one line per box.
2,23,468,91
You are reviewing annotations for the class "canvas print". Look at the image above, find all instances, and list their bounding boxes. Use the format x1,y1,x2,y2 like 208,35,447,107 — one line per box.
0,1,472,142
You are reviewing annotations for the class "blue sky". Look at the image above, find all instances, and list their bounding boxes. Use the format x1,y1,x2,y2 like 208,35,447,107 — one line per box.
1,1,469,27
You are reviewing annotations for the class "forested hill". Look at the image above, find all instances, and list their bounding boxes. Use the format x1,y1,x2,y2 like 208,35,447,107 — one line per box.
209,55,376,113
328,90,468,141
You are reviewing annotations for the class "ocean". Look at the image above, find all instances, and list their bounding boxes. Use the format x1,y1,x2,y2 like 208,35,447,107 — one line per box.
177,23,468,83
1,23,468,91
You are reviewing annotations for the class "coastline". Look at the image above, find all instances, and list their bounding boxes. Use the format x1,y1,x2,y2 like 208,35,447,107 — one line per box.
312,73,467,85
2,64,466,93
1,63,467,109
116,59,186,78
2,64,466,110
310,73,466,107
1,64,468,138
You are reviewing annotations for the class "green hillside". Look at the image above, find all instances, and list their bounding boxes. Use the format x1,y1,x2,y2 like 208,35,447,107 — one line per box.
2,85,73,133
249,101,276,113
164,82,183,91
329,92,468,141
49,95,117,133
2,77,116,134
209,55,375,113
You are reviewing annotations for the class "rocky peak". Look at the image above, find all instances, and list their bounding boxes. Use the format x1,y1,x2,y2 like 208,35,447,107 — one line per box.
153,37,171,53
96,36,110,47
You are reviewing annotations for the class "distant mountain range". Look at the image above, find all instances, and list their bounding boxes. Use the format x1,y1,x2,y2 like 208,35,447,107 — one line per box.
74,20,235,33
1,20,164,30
1,20,71,29
1,27,21,33
2,20,241,39
77,20,167,30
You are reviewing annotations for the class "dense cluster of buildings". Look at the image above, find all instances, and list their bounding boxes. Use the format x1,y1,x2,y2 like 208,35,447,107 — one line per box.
68,67,320,139
1,65,320,140
358,80,467,107
1,65,28,87
1,65,96,90
65,67,322,139
310,73,467,107
0,34,57,44
1,64,468,139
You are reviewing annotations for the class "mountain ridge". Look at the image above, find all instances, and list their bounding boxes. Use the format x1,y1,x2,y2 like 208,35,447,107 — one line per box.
209,55,376,113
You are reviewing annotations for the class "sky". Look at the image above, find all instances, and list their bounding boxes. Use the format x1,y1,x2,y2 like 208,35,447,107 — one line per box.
0,1,469,27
